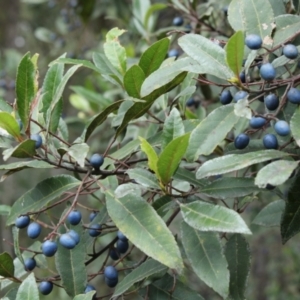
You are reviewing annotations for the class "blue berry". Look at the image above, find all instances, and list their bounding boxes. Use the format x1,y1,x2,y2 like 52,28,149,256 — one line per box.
85,284,96,293
39,281,53,295
173,16,184,26
24,257,36,271
67,210,82,225
30,134,43,149
287,87,300,104
264,93,279,110
117,231,128,242
186,97,195,107
89,224,102,237
59,233,77,249
283,44,298,59
105,277,118,288
89,211,98,222
184,24,192,33
167,49,179,59
68,230,80,245
220,90,233,105
116,239,129,254
234,91,248,102
109,248,120,260
239,71,246,83
249,116,266,129
90,154,104,169
274,120,290,136
245,34,262,50
234,133,250,149
27,222,42,239
263,134,278,149
42,240,58,257
260,63,276,81
15,215,30,229
104,266,118,280
266,184,276,190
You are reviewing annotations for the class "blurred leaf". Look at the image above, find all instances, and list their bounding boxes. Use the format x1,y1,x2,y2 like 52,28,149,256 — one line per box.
281,174,300,243
196,150,289,179
83,100,123,142
21,0,47,2
16,273,39,300
105,190,183,273
201,177,262,199
139,137,158,174
0,98,13,113
56,224,86,297
0,252,14,277
291,106,300,147
226,31,244,78
16,52,36,130
0,112,21,140
78,0,96,22
186,104,240,162
2,140,36,161
7,175,80,225
178,34,234,80
4,288,18,300
225,234,251,300
0,205,10,216
255,160,298,188
66,143,89,168
228,0,274,39
113,259,167,297
34,27,56,43
124,65,145,98
252,200,285,227
73,292,96,300
180,201,252,234
157,133,190,185
144,4,167,30
126,168,160,189
52,57,100,73
104,28,127,75
181,222,229,298
162,108,184,150
139,38,170,76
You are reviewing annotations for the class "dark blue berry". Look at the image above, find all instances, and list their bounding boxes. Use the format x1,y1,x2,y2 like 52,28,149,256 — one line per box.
283,44,298,59
42,240,58,257
105,277,118,288
24,257,36,271
239,71,246,83
67,210,82,225
116,239,129,254
172,16,184,26
30,134,43,149
109,248,120,260
249,116,266,129
264,94,279,110
234,133,250,149
287,87,300,104
104,266,118,280
15,215,30,229
59,233,77,249
90,154,104,169
186,98,195,107
245,34,262,50
27,222,41,239
220,90,233,105
89,224,102,237
39,281,53,295
89,211,98,222
274,120,290,136
117,231,128,242
263,134,278,149
260,63,276,81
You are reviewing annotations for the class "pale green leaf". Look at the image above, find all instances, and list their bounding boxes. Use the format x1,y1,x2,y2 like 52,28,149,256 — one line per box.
67,143,89,168
16,273,39,300
139,137,158,174
126,168,160,189
291,106,300,147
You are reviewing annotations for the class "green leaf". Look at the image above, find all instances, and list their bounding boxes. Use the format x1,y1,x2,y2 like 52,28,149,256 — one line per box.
16,52,36,130
50,57,101,73
126,168,160,189
269,0,286,16
142,273,205,300
7,175,80,225
281,174,300,243
139,137,158,174
196,150,289,179
186,104,240,162
46,64,81,132
152,195,173,217
139,37,170,77
157,133,190,185
0,253,14,278
181,222,229,298
12,227,24,267
255,160,298,188
66,143,89,168
55,225,87,297
291,106,300,147
115,183,142,198
2,140,36,161
228,0,274,40
4,288,18,300
113,259,168,297
105,191,183,273
124,65,145,98
83,100,123,142
174,168,207,187
252,200,285,227
41,58,64,131
180,201,252,234
226,31,244,79
16,273,39,300
73,292,96,300
0,205,11,216
162,108,184,150
103,28,127,75
225,234,251,300
144,3,167,30
201,177,262,199
178,34,234,80
0,112,21,140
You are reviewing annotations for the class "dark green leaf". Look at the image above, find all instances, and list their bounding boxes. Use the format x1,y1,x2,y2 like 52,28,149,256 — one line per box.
201,177,262,199
180,201,251,234
105,190,183,273
152,195,173,217
157,133,190,185
73,292,96,300
7,175,80,225
196,150,289,179
181,222,229,298
291,106,300,147
139,38,170,76
225,234,251,300
126,168,160,189
252,200,285,227
124,65,145,98
16,52,36,130
0,112,21,140
3,140,36,161
174,167,207,187
15,273,39,300
0,252,14,278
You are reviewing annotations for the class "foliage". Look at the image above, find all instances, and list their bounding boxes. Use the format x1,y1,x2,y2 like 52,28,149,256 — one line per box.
1,0,300,299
